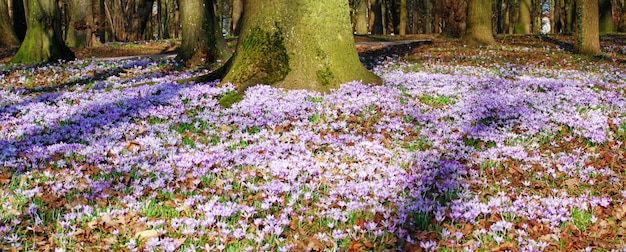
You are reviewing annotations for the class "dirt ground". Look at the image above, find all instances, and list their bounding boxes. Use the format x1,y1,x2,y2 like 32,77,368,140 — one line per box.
1,34,625,66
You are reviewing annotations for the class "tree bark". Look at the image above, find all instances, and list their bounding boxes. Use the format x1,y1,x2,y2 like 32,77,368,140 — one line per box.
231,0,242,36
464,0,495,46
617,0,626,32
221,0,381,93
66,0,94,47
0,0,20,47
176,0,231,67
599,0,614,33
515,0,531,33
12,0,26,41
423,0,433,33
370,0,383,34
10,0,75,63
573,0,600,54
398,0,407,35
354,0,369,35
441,0,467,37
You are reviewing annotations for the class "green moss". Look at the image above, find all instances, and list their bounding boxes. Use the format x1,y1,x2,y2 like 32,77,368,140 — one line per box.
218,91,244,109
316,67,334,86
229,26,290,87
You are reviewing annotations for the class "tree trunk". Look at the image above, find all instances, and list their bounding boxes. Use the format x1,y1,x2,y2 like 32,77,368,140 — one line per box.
231,0,242,36
370,0,383,34
564,0,575,34
573,0,599,54
464,0,496,46
441,0,467,37
0,0,20,47
221,0,381,93
617,0,626,32
176,0,230,67
423,0,433,33
66,0,94,47
398,0,407,35
516,0,531,33
10,0,75,63
599,0,614,33
12,0,26,41
355,0,369,35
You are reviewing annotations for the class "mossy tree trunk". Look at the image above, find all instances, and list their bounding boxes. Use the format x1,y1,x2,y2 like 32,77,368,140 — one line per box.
0,0,20,47
463,0,496,46
66,0,94,47
573,0,600,54
10,0,75,63
354,0,369,35
599,0,614,33
515,0,531,34
221,0,381,93
176,0,231,67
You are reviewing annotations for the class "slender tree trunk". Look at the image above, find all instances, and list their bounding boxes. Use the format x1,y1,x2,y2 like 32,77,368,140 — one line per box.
599,0,614,33
573,0,599,54
464,0,496,46
620,0,626,32
398,0,407,35
10,0,75,63
371,0,383,34
221,0,381,93
565,0,575,34
12,0,26,41
0,0,20,47
424,0,433,33
232,0,242,36
176,0,230,67
355,0,369,35
66,0,94,47
516,0,531,33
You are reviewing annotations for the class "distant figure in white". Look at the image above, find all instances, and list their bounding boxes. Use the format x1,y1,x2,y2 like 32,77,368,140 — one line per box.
541,16,551,34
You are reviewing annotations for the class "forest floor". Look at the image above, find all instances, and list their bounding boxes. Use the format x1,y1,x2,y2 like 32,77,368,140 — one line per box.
1,34,626,251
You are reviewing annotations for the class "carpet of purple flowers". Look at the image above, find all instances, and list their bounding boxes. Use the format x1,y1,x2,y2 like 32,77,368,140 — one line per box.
1,40,626,251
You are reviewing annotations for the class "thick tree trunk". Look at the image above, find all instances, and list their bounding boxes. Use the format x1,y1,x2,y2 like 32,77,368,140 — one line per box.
176,0,230,67
0,0,20,47
516,0,531,33
354,0,369,35
221,0,381,93
464,0,495,46
599,0,614,33
398,0,407,35
10,0,75,63
574,0,600,54
66,0,94,47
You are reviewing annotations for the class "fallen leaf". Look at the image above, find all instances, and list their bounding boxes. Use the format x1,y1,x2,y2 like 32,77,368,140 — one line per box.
135,230,159,240
615,204,626,220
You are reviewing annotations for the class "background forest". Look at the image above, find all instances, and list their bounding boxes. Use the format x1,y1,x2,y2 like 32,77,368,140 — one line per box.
1,0,626,48
1,0,626,251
